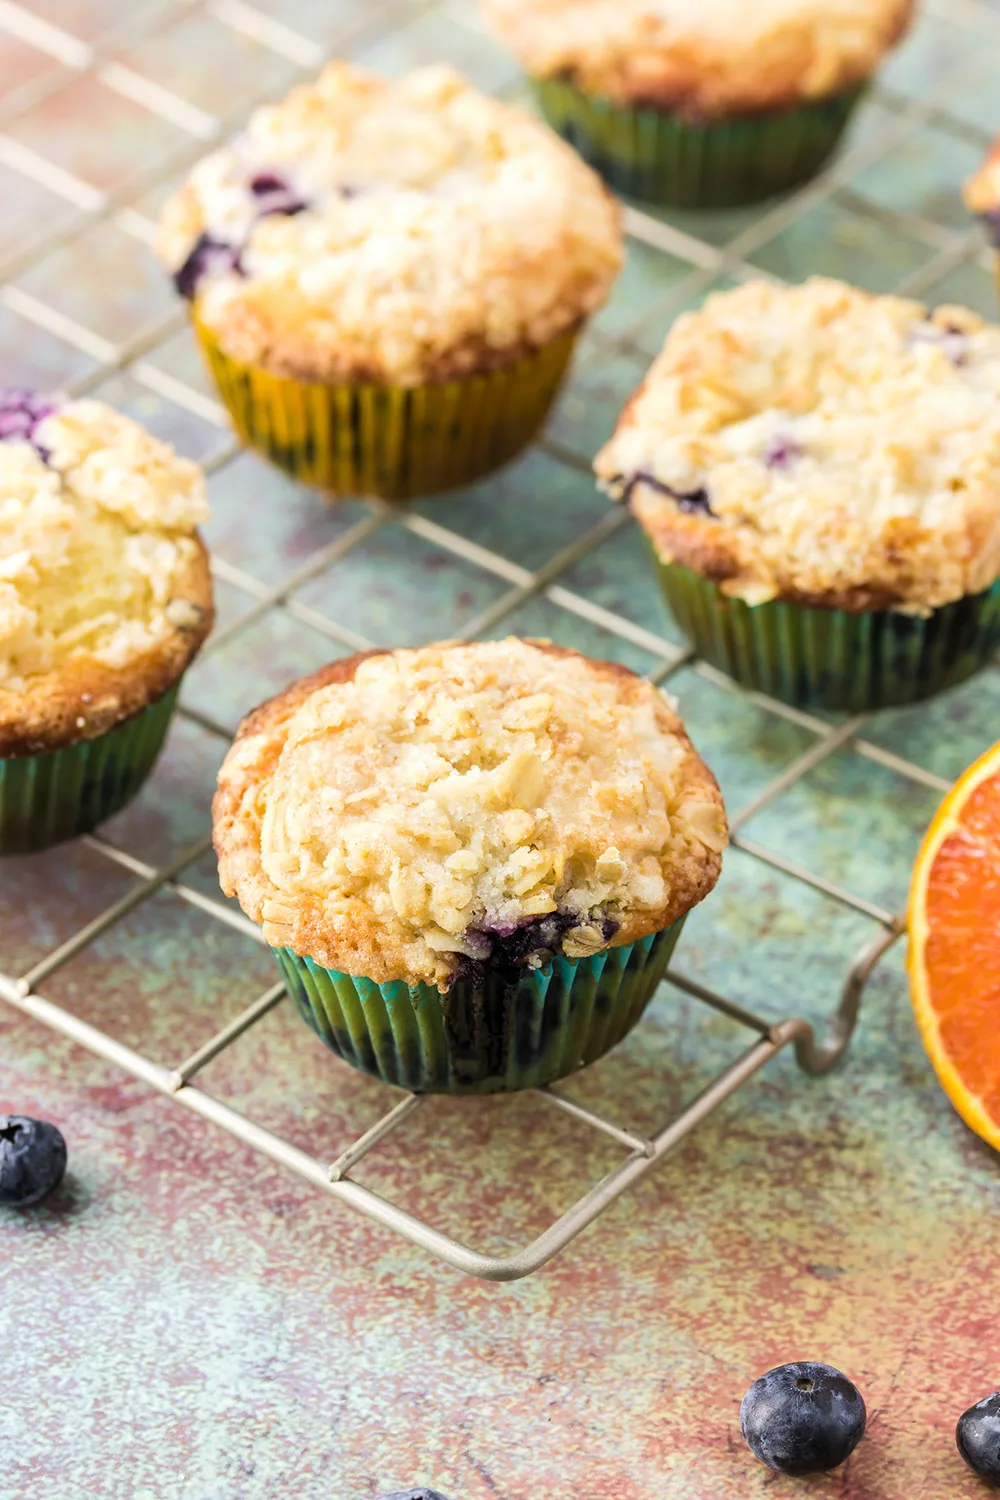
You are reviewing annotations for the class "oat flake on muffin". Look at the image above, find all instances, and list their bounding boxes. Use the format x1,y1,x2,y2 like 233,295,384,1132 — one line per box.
0,392,213,756
479,0,915,117
213,639,726,990
595,278,1000,614
156,62,622,387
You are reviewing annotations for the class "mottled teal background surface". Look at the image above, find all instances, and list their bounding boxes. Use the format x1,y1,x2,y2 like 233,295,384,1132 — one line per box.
3,1,1000,1497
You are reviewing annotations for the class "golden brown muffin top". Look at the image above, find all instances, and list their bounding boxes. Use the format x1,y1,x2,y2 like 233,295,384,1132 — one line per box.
480,0,914,117
597,279,1000,614
213,639,726,990
158,63,622,386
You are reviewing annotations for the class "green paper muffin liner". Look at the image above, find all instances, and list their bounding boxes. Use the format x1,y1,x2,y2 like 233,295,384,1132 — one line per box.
194,317,580,501
0,686,179,856
655,560,1000,713
533,77,866,209
276,917,686,1095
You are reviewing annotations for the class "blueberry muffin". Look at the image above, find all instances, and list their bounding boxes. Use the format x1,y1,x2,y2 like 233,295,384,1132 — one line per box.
213,638,726,1093
481,0,914,208
0,390,213,853
157,63,622,501
596,278,1000,712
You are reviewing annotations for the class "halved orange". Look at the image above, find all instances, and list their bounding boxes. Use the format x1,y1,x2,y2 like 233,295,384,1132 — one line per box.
908,741,1000,1150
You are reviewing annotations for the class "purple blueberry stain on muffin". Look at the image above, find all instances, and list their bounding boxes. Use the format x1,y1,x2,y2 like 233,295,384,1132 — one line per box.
452,909,620,987
0,389,59,463
908,320,969,367
173,232,244,301
621,470,717,517
763,433,804,470
248,171,309,218
173,175,316,301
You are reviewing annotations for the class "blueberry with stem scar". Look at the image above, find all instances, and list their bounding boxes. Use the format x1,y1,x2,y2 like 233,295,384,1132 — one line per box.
0,1116,67,1207
377,1488,452,1500
740,1362,867,1476
376,1491,453,1500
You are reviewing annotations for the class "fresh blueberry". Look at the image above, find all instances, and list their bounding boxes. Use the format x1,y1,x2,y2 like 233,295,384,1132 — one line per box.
248,171,308,219
740,1362,866,1476
173,232,243,300
0,1115,67,1207
621,470,716,517
376,1491,453,1500
957,1392,1000,1482
763,434,803,470
0,388,58,460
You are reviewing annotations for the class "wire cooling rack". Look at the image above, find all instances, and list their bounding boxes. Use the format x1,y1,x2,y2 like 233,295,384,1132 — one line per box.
0,0,996,1280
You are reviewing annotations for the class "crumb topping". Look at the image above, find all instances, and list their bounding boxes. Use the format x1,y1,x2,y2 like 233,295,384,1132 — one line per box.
213,640,726,989
480,0,914,116
0,396,210,694
596,279,1000,612
157,62,622,385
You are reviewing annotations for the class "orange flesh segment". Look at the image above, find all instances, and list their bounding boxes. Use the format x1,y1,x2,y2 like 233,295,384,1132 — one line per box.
909,747,1000,1146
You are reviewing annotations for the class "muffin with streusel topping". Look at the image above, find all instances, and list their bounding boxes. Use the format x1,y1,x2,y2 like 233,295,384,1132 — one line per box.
0,391,213,853
596,277,1000,712
157,62,622,502
213,638,726,1093
481,0,914,208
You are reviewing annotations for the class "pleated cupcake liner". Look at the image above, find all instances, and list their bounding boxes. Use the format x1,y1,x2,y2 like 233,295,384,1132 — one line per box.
533,77,866,209
193,318,580,501
656,561,1000,713
0,685,179,856
276,917,686,1095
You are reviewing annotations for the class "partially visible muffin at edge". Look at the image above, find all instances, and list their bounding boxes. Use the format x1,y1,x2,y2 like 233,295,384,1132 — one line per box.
479,0,914,210
0,391,213,758
212,638,727,991
596,277,1000,615
479,0,915,118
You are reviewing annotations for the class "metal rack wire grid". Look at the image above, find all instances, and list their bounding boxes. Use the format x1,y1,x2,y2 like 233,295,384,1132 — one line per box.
0,0,997,1281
